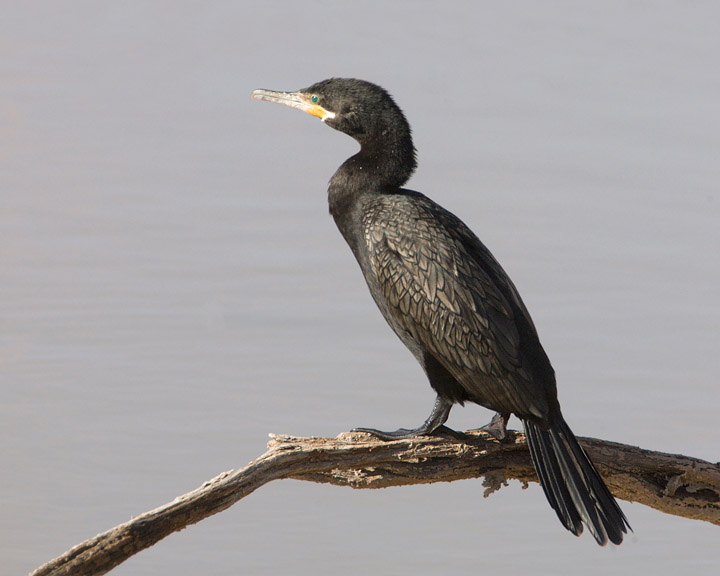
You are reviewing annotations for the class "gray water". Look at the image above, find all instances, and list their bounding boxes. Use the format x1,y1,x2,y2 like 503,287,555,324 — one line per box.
2,2,719,574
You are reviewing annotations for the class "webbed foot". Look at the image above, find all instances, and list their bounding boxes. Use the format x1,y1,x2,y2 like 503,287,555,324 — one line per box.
477,412,510,442
352,395,453,441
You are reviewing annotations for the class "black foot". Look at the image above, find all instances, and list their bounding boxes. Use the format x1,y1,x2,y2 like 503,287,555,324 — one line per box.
477,412,510,442
352,425,431,440
429,424,467,441
352,423,463,441
351,395,453,441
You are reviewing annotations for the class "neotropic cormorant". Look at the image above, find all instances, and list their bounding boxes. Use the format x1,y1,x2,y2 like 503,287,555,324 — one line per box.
251,78,630,545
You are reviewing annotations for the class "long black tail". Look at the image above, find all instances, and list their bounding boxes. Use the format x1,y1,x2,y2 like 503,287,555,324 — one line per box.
523,416,630,545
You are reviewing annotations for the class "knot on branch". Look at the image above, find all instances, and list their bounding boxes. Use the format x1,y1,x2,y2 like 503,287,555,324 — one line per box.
664,470,720,504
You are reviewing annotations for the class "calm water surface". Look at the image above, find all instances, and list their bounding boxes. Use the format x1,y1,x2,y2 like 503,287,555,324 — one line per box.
2,3,719,575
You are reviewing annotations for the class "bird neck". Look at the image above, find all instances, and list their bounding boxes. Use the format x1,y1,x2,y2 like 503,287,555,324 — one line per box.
328,135,416,214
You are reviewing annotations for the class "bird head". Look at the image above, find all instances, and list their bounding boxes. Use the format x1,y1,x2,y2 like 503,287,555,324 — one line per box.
252,78,411,148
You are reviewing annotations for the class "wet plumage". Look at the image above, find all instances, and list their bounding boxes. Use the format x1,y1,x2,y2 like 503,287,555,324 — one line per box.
252,77,630,545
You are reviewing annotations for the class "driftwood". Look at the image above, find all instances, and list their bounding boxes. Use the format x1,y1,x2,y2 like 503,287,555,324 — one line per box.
31,429,720,576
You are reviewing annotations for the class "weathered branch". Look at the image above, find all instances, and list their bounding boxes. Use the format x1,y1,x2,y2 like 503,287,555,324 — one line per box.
32,430,720,576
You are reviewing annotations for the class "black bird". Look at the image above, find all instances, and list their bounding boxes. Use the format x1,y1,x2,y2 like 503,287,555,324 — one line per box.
251,78,630,545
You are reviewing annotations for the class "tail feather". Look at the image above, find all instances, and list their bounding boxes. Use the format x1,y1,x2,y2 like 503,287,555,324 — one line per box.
523,417,630,545
525,422,582,536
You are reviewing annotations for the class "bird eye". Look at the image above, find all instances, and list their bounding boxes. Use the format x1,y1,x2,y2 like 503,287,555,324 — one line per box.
311,95,319,104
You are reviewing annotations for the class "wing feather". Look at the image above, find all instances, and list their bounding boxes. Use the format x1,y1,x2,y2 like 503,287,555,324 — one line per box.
363,193,548,419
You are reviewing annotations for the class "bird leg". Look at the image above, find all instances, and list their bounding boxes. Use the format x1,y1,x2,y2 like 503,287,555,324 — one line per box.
476,412,510,441
352,396,453,440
